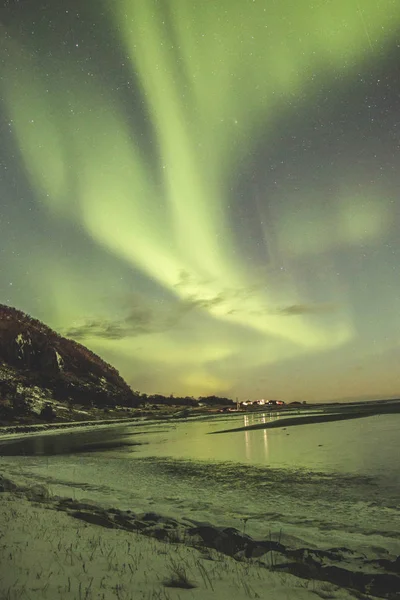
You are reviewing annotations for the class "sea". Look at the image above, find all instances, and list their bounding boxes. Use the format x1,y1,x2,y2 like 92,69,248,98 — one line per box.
1,411,399,558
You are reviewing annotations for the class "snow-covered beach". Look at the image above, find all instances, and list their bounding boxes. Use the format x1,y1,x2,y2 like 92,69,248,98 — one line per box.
1,484,362,600
1,411,400,599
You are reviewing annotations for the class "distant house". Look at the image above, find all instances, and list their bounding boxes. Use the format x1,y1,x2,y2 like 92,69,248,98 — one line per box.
240,399,285,408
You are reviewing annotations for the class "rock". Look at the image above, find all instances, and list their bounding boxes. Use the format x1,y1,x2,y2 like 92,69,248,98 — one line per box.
70,510,115,529
133,521,150,532
255,551,292,568
187,525,253,556
144,525,170,540
0,475,18,492
111,513,137,531
139,512,162,523
247,544,273,559
214,528,252,556
25,484,50,500
187,525,219,545
376,556,400,574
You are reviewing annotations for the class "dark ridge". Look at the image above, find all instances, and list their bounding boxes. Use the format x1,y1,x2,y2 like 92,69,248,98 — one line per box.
0,304,139,421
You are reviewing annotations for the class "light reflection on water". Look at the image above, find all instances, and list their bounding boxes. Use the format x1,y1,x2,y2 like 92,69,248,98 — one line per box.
1,411,400,485
127,412,400,485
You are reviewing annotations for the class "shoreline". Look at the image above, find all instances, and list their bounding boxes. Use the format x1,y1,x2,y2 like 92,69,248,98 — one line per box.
3,397,400,441
0,416,148,439
211,401,400,434
1,473,399,599
0,406,243,438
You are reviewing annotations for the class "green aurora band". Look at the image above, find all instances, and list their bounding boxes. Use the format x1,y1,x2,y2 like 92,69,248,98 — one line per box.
1,1,399,396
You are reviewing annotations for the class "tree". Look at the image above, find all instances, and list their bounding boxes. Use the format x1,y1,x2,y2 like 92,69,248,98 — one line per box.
40,403,56,421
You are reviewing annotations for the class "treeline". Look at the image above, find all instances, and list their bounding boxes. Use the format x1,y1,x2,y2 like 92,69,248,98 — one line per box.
136,393,234,407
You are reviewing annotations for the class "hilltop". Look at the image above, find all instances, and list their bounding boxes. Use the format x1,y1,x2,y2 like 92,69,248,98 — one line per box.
0,304,139,424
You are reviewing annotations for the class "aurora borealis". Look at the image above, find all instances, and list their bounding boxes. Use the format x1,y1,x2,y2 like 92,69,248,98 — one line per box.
1,1,400,402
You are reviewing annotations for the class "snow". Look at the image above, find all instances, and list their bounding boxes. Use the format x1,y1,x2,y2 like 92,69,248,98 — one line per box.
15,333,28,346
15,332,32,352
0,491,360,600
55,350,64,370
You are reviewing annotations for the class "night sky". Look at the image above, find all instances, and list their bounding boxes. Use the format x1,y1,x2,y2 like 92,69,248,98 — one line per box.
1,0,400,402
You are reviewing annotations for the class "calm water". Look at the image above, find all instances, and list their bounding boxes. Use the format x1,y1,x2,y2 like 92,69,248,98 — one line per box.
1,412,399,554
130,412,400,482
2,411,398,480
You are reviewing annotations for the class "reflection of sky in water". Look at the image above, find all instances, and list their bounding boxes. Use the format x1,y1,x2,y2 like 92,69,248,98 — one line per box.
1,413,400,486
131,413,400,484
0,426,142,456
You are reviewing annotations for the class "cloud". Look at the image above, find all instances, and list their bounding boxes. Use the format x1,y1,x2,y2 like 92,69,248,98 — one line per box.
63,298,340,342
64,320,129,340
63,292,227,341
173,269,192,289
124,305,155,332
184,294,226,311
173,270,262,307
278,303,339,316
65,280,286,342
63,301,160,340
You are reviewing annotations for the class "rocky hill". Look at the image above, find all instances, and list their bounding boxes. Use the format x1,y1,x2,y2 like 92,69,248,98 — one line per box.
0,305,139,422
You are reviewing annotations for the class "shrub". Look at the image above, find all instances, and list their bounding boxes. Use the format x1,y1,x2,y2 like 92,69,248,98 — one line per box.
39,403,56,421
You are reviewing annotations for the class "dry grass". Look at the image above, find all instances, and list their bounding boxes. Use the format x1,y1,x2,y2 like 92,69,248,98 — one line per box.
162,558,196,589
0,489,361,600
